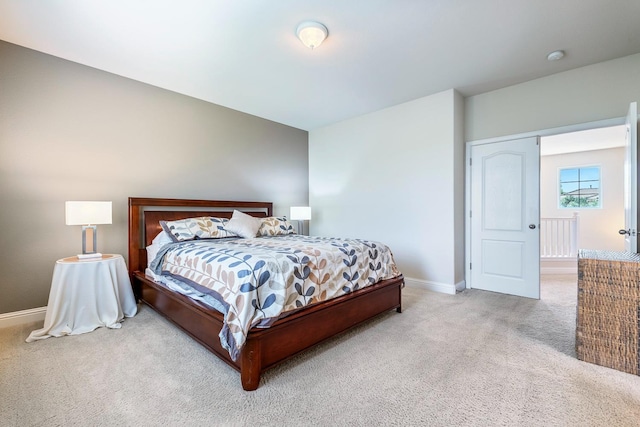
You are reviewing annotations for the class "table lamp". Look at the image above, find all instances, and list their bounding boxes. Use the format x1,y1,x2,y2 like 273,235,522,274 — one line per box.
290,206,312,235
65,201,112,259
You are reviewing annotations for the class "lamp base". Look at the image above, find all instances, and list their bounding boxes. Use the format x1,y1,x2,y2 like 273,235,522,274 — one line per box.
296,220,309,236
82,225,98,254
77,252,102,260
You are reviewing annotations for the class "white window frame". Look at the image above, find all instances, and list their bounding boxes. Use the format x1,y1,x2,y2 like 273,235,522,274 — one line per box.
557,164,602,209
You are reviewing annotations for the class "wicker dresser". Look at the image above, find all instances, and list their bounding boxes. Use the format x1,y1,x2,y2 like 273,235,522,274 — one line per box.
576,250,640,375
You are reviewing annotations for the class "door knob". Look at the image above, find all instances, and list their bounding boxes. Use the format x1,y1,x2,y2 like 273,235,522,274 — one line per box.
620,229,630,235
529,224,536,229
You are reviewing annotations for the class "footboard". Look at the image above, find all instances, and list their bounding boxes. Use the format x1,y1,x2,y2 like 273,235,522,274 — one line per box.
240,274,404,390
134,271,403,390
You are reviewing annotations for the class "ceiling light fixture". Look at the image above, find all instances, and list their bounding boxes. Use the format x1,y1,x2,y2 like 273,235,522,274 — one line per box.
296,21,328,49
547,50,565,61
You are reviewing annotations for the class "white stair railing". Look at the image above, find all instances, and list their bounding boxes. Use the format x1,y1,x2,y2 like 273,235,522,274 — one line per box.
540,213,579,259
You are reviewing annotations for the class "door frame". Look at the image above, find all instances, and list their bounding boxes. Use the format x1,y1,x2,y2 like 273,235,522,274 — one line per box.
465,117,625,290
624,102,638,252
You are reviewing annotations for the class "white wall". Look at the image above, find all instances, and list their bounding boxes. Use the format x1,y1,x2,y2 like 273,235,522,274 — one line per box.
309,89,465,293
540,147,625,252
465,53,640,142
465,53,640,277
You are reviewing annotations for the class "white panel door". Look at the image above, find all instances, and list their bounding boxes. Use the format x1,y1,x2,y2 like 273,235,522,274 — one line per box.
470,137,540,299
622,102,638,252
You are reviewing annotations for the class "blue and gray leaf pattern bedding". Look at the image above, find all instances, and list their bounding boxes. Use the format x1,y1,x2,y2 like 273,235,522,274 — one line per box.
150,235,401,361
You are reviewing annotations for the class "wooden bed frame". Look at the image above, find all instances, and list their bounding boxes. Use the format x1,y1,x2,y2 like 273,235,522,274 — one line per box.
128,197,404,390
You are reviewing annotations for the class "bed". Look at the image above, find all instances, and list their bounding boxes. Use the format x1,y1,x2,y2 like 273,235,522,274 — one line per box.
128,197,404,390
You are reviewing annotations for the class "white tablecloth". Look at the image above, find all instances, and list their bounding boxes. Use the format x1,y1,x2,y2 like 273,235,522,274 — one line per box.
26,254,137,342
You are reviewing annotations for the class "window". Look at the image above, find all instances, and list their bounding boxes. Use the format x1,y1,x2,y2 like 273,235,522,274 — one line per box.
559,166,601,208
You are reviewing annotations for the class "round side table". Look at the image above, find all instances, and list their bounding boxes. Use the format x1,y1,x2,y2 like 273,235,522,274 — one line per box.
26,254,137,342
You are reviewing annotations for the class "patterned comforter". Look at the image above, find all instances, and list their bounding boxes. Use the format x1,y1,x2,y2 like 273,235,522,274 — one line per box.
150,235,401,361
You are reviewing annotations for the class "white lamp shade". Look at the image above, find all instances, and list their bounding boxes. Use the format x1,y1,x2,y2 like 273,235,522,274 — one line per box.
290,206,312,221
296,21,328,49
65,201,112,225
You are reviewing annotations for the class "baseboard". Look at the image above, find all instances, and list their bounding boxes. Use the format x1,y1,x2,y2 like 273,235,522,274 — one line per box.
1,277,465,326
404,277,461,295
540,258,577,275
541,267,578,275
0,307,46,329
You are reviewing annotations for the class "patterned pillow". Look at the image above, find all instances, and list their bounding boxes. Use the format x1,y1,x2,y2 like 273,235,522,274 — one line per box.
257,216,296,236
160,217,238,242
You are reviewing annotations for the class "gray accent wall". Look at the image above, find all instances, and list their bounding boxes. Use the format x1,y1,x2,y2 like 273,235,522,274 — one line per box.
0,41,308,314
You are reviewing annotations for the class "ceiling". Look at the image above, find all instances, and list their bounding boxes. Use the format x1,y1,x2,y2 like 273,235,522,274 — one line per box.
1,1,640,131
540,125,627,156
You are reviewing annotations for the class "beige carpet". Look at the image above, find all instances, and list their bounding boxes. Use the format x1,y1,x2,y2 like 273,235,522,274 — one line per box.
2,275,640,426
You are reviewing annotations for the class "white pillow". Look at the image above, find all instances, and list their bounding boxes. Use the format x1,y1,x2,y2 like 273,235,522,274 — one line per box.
152,230,174,246
224,210,262,239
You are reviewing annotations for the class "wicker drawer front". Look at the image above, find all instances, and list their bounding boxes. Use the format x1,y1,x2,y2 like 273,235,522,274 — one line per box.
576,250,640,375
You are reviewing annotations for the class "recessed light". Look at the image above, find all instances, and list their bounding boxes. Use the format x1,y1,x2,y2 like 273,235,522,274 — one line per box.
547,50,565,61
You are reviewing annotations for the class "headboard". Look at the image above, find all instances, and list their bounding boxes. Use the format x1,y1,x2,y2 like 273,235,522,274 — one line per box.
128,197,273,276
